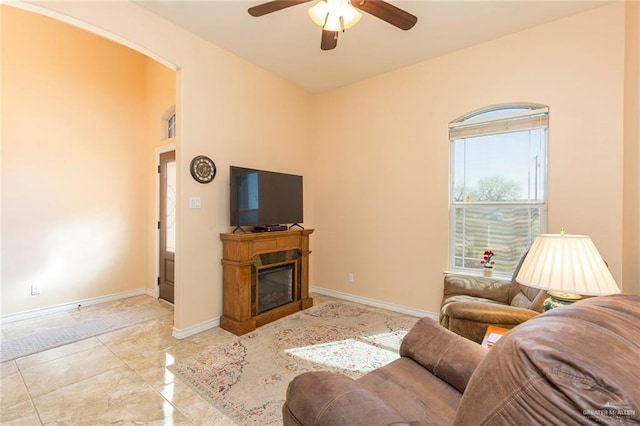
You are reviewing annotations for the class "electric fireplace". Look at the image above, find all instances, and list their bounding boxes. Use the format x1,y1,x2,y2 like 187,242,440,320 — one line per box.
220,229,314,335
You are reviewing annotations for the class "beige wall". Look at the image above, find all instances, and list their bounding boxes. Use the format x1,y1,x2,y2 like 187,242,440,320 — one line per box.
311,3,631,313
623,1,640,295
2,2,312,330
1,7,177,314
1,7,152,313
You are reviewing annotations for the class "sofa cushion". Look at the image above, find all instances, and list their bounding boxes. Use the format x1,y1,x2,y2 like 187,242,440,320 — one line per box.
454,295,640,425
439,295,506,329
399,317,485,393
509,285,547,311
509,290,535,308
284,371,410,426
440,296,538,343
358,357,462,426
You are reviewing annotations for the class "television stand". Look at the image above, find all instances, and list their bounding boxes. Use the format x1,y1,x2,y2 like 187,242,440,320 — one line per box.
288,223,304,230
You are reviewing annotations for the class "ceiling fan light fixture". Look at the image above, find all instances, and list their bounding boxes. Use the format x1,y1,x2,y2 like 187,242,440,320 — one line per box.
308,0,362,32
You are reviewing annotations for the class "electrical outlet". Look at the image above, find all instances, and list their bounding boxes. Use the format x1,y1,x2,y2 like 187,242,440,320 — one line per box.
347,273,354,283
31,284,41,296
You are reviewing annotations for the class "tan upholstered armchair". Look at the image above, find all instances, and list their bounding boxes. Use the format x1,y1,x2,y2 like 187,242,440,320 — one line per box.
440,253,547,343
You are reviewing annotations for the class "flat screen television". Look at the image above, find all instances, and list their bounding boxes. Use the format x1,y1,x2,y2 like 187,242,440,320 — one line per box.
230,166,303,230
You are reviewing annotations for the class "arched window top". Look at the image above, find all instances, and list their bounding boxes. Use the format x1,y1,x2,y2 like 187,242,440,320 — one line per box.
451,103,547,124
450,103,548,140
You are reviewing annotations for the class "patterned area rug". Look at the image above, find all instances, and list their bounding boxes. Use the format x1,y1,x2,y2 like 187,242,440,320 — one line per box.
168,301,419,425
0,302,172,362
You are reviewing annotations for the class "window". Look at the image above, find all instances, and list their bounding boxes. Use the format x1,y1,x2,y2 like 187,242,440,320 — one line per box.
167,112,176,138
449,104,548,276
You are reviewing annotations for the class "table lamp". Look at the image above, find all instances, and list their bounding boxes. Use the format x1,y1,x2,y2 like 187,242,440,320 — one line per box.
516,232,620,311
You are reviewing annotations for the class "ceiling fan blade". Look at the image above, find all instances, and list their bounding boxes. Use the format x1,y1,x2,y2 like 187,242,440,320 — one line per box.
351,0,417,30
248,0,311,17
320,30,338,50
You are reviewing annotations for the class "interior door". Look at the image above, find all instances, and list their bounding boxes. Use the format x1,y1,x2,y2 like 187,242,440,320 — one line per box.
159,150,176,303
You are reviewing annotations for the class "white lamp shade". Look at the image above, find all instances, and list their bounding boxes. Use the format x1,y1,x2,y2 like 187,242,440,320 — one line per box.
308,0,362,31
516,234,620,296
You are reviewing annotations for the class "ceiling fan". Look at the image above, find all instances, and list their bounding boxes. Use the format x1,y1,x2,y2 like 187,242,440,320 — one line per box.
248,0,418,51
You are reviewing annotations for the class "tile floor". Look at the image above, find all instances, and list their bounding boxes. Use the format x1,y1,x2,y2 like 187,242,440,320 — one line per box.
1,294,297,425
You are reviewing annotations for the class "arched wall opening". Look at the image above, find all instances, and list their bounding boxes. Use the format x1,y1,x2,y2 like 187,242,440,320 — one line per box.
1,3,179,322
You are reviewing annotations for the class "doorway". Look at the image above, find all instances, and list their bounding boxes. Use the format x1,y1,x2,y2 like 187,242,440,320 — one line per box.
159,150,176,303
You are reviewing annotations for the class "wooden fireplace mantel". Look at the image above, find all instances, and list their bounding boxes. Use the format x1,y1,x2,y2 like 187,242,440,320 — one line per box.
219,229,313,335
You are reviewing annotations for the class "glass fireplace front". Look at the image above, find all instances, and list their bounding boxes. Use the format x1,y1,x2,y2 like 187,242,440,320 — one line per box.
255,262,295,314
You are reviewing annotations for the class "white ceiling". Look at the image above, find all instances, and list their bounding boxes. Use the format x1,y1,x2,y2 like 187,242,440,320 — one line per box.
135,1,608,93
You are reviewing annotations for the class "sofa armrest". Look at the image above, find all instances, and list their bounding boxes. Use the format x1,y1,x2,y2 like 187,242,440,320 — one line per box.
444,302,539,325
443,274,512,304
400,317,486,393
284,371,410,426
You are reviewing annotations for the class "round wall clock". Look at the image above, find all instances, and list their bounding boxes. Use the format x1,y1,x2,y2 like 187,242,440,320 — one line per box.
190,155,216,184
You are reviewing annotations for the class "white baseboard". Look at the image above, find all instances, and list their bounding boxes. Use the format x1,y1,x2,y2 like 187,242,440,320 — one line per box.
1,286,436,337
170,288,436,340
0,288,155,324
310,286,438,320
172,317,220,340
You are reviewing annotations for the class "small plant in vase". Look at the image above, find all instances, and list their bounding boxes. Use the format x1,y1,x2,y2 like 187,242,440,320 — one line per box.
481,250,495,277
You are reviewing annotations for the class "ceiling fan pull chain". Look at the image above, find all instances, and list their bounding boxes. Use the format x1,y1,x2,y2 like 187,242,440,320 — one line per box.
339,16,346,32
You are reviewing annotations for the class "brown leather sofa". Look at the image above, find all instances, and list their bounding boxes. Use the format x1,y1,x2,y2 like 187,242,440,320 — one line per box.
440,253,547,343
283,294,640,425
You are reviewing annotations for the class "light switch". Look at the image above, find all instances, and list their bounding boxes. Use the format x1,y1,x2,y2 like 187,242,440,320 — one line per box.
189,197,201,209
